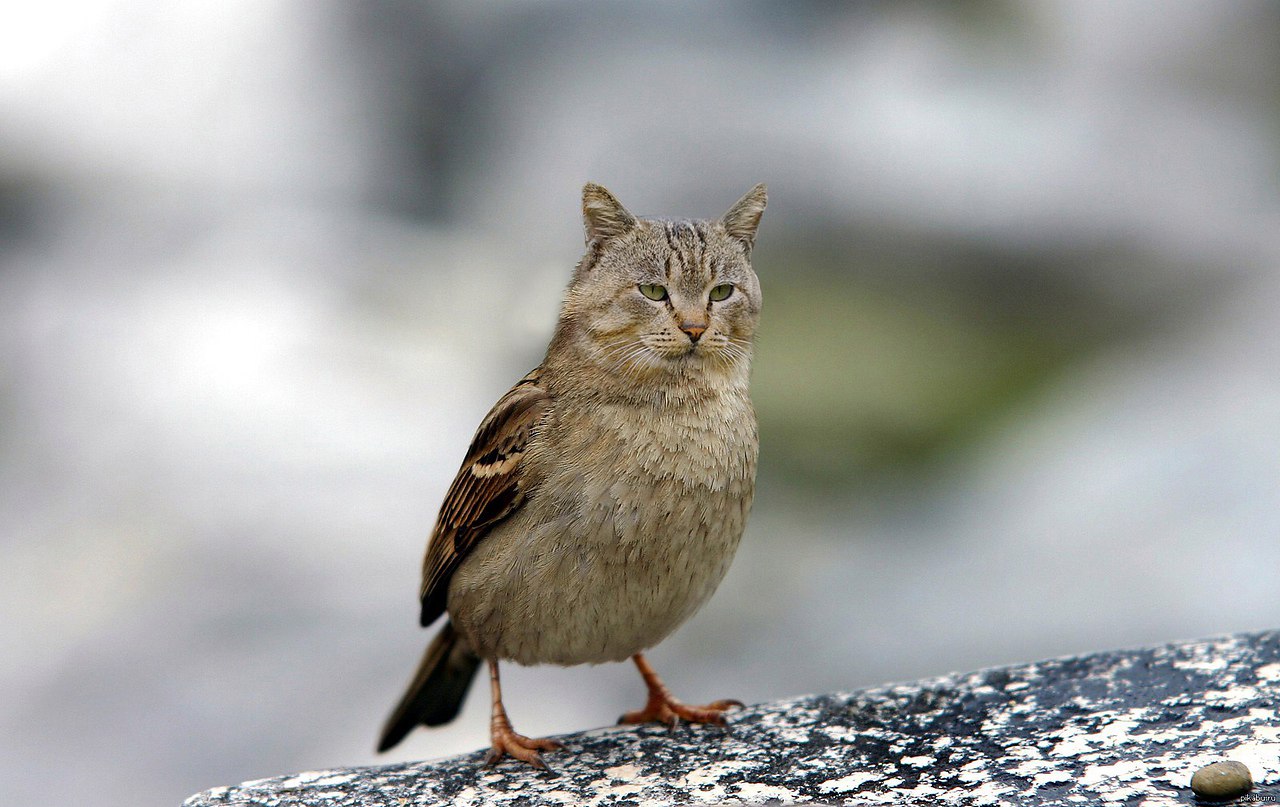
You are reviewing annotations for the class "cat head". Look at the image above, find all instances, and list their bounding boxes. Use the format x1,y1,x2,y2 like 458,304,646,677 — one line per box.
554,183,767,393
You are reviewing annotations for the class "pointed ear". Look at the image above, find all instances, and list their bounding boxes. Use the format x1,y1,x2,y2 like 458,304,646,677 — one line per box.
721,183,768,251
582,183,638,246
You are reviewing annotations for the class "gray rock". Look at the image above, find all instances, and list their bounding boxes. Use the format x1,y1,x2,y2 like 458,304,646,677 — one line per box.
184,631,1280,806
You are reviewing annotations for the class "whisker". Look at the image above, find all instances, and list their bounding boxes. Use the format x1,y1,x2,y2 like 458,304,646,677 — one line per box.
607,342,655,379
599,338,645,368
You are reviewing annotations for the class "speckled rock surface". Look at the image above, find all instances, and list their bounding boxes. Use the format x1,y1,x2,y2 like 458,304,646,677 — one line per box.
184,631,1280,806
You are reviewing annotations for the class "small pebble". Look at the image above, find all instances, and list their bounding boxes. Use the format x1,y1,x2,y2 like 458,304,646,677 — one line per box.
1190,760,1253,801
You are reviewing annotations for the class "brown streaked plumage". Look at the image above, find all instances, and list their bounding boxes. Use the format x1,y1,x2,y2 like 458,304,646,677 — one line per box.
417,370,549,628
379,182,767,767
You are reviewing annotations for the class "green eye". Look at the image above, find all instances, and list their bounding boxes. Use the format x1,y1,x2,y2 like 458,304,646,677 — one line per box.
638,283,668,301
709,283,734,302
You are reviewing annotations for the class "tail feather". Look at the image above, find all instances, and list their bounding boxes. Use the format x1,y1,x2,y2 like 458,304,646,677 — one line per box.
377,620,481,753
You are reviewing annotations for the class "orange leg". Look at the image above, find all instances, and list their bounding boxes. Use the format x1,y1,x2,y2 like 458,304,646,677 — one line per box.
484,660,563,768
618,653,743,727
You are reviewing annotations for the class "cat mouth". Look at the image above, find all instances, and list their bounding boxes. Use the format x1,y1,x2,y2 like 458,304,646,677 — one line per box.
632,339,714,366
668,344,707,363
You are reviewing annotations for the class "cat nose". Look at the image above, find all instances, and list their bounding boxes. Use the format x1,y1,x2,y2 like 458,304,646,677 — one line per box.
679,323,706,342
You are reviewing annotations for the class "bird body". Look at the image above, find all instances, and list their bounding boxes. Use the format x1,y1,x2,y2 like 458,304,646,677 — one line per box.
449,368,757,666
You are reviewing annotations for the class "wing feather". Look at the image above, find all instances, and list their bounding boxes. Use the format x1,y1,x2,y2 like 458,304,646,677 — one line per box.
418,369,549,626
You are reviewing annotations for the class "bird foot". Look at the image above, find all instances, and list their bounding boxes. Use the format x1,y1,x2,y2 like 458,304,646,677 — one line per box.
619,695,743,727
484,721,564,769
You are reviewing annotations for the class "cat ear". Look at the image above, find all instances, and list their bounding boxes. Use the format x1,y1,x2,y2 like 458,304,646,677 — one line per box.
582,183,638,246
720,183,768,251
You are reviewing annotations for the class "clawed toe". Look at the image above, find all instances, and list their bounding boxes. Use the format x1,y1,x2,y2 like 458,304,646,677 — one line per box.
677,700,739,724
707,698,745,710
619,696,742,727
485,730,564,769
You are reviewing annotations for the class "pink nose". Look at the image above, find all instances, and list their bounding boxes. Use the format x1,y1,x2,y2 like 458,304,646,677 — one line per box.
680,323,706,342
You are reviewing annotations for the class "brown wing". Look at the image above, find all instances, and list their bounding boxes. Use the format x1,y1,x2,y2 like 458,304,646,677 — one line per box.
418,368,550,626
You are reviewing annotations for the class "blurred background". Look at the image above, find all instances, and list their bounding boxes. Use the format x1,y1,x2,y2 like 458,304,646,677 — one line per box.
4,1,1280,804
